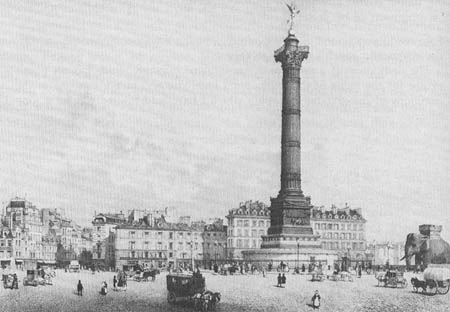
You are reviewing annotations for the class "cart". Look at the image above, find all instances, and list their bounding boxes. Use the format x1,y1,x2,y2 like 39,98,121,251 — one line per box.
330,271,354,282
311,270,325,282
417,264,450,295
166,272,220,311
2,274,17,289
167,273,205,304
23,270,44,287
133,269,160,282
376,270,407,288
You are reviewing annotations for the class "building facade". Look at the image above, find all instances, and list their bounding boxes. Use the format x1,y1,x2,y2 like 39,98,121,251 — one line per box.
311,205,369,267
226,201,270,261
202,219,227,267
114,217,204,271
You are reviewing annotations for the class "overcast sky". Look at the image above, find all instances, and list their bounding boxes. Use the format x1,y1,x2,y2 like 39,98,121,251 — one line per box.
0,0,449,242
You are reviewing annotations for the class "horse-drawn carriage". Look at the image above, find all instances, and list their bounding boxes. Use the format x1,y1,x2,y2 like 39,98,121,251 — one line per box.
411,264,450,295
133,269,160,282
23,270,48,287
329,271,354,282
2,274,18,289
376,270,407,288
166,272,220,311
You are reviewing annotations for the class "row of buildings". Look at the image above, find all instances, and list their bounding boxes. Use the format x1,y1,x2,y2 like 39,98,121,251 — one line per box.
0,197,92,269
0,197,404,271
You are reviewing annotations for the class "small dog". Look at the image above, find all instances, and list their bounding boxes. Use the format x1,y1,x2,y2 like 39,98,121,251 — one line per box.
411,277,427,292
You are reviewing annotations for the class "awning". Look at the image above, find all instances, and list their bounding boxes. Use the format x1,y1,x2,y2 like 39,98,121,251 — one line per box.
15,260,23,263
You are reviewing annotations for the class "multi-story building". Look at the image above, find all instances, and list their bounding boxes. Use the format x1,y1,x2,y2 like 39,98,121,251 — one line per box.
226,201,270,261
2,198,45,268
91,212,127,269
114,217,203,271
202,219,227,267
310,204,369,267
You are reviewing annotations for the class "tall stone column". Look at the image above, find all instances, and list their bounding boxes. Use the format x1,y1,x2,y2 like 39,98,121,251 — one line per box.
261,33,320,249
277,34,308,196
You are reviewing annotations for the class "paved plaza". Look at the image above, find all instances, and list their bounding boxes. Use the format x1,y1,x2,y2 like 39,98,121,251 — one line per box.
1,270,449,312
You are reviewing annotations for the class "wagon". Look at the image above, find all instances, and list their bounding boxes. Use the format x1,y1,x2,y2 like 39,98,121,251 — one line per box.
418,264,450,295
376,270,407,288
133,269,160,282
330,271,354,282
310,271,325,282
166,273,205,304
2,274,16,289
23,270,45,287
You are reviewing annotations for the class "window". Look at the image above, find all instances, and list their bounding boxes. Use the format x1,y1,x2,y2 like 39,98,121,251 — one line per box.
259,229,264,236
244,220,249,227
131,251,135,258
144,241,149,249
353,224,357,231
334,224,339,230
334,233,338,239
252,220,257,227
237,229,242,236
347,224,351,230
145,251,149,258
321,224,326,230
252,240,257,248
130,241,135,250
237,239,242,248
169,252,173,258
251,230,257,237
266,221,270,227
244,229,249,237
129,231,135,238
144,232,149,237
328,223,332,229
169,232,173,239
237,220,243,227
157,242,162,250
178,242,183,251
259,220,265,227
169,242,173,250
244,239,249,248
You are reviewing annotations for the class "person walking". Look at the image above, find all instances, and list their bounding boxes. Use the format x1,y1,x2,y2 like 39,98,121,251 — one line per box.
77,280,83,296
281,273,286,288
311,290,321,310
277,273,282,287
113,276,117,291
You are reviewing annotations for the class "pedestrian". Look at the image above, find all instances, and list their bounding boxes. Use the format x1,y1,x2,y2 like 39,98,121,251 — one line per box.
277,273,282,287
281,273,286,288
100,281,108,295
311,290,321,310
358,265,362,278
12,274,18,289
113,276,117,291
77,280,83,296
262,267,265,278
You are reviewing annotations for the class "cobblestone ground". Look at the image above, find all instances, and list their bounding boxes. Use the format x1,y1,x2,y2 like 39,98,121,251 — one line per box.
1,270,449,312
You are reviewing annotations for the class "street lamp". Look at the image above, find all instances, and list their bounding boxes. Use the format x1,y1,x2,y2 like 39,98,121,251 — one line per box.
296,238,300,273
190,240,194,271
214,240,218,264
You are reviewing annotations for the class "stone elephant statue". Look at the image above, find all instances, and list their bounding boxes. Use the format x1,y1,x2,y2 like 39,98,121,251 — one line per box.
401,233,450,268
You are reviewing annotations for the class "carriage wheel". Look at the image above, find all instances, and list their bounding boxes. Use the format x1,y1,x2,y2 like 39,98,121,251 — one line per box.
412,285,418,293
437,281,450,295
426,280,438,295
167,292,176,304
401,279,407,288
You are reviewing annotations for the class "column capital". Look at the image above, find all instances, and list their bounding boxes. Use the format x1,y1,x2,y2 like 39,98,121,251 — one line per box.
275,46,309,67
